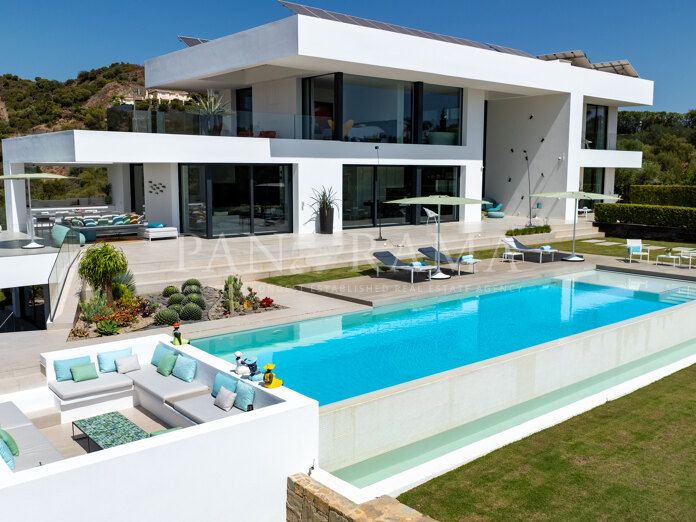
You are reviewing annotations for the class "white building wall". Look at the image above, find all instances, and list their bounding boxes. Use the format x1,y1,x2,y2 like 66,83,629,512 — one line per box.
143,163,180,228
295,159,343,233
107,164,130,213
2,162,26,232
253,77,300,139
485,93,571,221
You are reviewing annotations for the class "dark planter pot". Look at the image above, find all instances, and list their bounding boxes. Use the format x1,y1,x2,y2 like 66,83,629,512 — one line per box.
594,222,696,242
201,114,223,136
319,208,334,234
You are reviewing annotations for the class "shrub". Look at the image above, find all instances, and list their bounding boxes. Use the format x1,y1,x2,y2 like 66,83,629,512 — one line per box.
96,319,120,336
111,309,136,327
630,185,696,207
595,203,696,228
78,243,128,305
179,302,203,321
182,293,206,309
168,304,183,315
167,293,186,306
182,285,201,295
133,297,153,318
162,285,178,297
182,278,201,291
79,291,112,325
153,308,179,326
113,269,136,294
505,225,551,236
112,283,131,302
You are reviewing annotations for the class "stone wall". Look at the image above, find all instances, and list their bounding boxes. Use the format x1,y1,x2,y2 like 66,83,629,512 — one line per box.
286,473,436,522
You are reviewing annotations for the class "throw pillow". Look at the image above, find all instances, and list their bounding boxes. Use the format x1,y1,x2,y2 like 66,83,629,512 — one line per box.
0,429,19,456
212,372,238,398
115,354,141,374
54,356,91,382
233,380,255,412
70,363,99,383
71,218,84,227
151,343,175,366
172,356,197,383
147,222,167,228
97,347,132,373
0,440,14,471
150,427,183,437
157,352,178,376
214,386,237,412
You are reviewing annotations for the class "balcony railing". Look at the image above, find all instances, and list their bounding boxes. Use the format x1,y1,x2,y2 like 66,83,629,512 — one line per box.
47,227,81,322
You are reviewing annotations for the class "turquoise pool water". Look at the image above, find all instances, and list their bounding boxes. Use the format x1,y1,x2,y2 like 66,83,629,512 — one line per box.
192,270,696,406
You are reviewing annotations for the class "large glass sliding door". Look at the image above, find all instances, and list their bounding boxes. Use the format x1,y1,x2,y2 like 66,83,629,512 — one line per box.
180,164,292,238
302,74,336,140
129,164,145,214
342,165,459,228
580,168,605,209
584,105,608,149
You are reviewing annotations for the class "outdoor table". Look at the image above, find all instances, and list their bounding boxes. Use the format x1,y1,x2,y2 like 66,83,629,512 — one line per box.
655,254,681,267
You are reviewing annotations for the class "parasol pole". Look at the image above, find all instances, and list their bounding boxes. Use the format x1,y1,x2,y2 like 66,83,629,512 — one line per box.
22,177,43,249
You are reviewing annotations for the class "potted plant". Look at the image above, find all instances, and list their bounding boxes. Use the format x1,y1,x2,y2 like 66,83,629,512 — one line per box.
192,89,230,136
427,108,457,145
310,186,340,234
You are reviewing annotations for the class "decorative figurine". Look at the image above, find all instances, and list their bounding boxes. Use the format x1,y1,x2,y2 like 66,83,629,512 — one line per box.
234,351,250,377
263,364,283,388
171,323,189,345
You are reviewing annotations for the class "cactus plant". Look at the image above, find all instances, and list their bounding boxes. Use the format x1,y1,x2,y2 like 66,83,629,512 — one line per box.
182,293,206,309
167,293,186,306
162,285,178,297
179,302,202,321
153,308,179,326
183,285,201,295
182,278,202,291
168,304,183,315
223,275,244,312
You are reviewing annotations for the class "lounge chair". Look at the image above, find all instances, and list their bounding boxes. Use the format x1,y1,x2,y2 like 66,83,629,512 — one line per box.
373,251,434,283
625,239,650,263
500,237,558,263
424,207,438,225
418,247,481,275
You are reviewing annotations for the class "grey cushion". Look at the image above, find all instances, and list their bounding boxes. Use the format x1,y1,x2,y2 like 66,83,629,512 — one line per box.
0,401,32,430
115,354,141,374
8,424,64,471
129,365,208,402
172,394,243,424
48,372,133,401
213,387,237,412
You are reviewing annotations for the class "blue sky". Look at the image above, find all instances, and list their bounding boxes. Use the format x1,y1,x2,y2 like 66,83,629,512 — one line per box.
1,0,693,112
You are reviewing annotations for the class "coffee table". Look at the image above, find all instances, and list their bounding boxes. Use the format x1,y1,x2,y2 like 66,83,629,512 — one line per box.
72,412,148,452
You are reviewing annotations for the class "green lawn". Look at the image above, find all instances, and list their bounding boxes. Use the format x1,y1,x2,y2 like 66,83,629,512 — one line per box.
260,237,696,288
398,364,696,521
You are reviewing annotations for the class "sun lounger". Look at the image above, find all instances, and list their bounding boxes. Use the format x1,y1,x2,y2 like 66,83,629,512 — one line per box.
417,247,481,275
373,251,434,284
501,237,558,263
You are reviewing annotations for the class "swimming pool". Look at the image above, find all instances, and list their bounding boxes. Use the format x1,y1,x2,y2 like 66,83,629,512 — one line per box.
193,270,696,406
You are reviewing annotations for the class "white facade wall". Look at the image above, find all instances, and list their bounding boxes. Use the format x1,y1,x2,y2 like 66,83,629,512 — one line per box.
2,162,26,232
143,163,180,229
107,164,130,214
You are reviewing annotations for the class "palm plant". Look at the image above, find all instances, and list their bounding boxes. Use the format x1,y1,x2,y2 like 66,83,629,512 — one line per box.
78,244,128,305
309,186,340,210
113,268,136,294
192,89,230,116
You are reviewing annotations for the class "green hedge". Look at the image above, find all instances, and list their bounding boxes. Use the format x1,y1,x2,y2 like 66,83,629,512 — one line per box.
630,185,696,207
595,203,696,228
505,225,551,236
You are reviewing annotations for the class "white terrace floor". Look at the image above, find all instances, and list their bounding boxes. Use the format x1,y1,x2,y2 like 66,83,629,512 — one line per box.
120,215,599,292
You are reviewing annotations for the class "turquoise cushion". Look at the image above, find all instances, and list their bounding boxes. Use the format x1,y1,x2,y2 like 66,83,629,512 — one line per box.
0,429,19,456
628,246,640,253
212,372,238,398
540,245,552,251
84,221,97,227
233,380,255,412
97,347,132,373
0,440,14,471
147,222,167,228
151,343,176,366
460,255,473,261
54,356,91,382
172,356,197,383
112,216,124,225
410,261,424,267
71,218,84,227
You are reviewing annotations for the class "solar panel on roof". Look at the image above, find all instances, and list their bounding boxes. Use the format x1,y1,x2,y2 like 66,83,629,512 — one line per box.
178,36,210,47
278,1,532,57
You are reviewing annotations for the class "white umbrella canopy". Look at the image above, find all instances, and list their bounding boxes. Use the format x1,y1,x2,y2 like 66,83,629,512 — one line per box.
387,195,486,279
0,173,69,248
531,190,621,262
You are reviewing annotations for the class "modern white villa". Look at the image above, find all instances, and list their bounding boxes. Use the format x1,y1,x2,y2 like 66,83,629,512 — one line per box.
8,4,692,522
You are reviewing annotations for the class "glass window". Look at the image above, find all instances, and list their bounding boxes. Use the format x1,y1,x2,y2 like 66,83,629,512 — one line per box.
253,165,291,235
580,168,605,209
236,88,253,136
303,74,335,140
420,167,459,223
377,167,415,225
211,165,251,236
422,84,461,145
584,105,607,150
180,165,207,237
342,166,374,228
342,75,412,143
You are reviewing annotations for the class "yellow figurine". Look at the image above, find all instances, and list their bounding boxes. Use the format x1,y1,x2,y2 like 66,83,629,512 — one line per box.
263,363,283,388
172,323,190,345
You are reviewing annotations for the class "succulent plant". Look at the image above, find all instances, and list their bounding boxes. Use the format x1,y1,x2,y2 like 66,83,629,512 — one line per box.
179,302,202,321
168,304,183,315
96,319,120,336
182,278,202,291
162,285,179,297
167,293,186,306
183,285,201,295
182,293,206,309
153,308,179,326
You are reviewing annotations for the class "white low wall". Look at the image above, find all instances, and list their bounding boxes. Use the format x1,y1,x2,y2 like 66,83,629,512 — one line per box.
318,299,696,471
